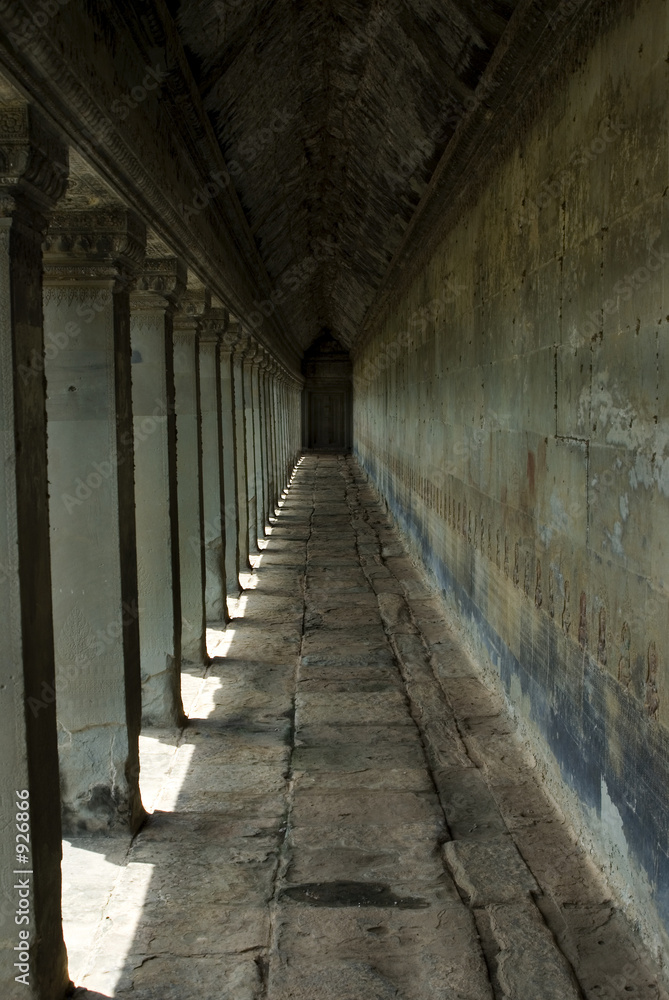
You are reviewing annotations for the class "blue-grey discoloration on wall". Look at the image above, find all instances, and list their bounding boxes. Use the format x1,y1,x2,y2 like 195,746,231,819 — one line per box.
351,1,669,957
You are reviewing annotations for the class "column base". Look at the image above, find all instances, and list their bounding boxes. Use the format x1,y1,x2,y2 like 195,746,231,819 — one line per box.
58,726,146,835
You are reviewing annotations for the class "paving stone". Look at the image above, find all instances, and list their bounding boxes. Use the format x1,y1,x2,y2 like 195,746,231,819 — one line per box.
443,837,539,906
439,676,505,719
431,641,479,679
297,666,404,692
536,902,669,1000
270,906,493,1000
294,721,418,746
304,605,379,629
113,955,263,999
295,690,409,725
283,841,449,884
290,789,441,828
376,591,417,632
293,765,435,791
60,456,667,1000
510,818,611,906
292,741,427,772
286,821,448,852
434,768,510,840
487,901,582,1000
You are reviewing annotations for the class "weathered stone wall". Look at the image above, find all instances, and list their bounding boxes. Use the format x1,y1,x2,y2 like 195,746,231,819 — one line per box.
353,0,669,960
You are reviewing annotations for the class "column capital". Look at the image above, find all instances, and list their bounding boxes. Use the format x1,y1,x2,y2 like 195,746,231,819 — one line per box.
199,306,229,345
0,103,68,222
226,320,246,354
43,206,146,288
131,256,187,311
174,287,211,336
242,338,261,365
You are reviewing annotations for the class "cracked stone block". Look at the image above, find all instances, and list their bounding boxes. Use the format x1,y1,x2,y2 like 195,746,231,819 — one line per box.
270,906,493,1000
295,690,409,726
114,954,263,1000
434,769,510,841
376,592,417,633
488,902,582,1000
443,837,539,905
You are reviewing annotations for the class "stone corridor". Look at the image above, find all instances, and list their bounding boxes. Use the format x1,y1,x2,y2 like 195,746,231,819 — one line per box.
65,455,667,1000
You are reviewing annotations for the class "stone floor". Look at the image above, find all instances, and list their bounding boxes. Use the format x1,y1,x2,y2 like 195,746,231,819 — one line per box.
65,454,668,999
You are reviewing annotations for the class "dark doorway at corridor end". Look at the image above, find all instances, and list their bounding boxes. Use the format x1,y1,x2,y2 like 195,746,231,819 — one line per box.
301,331,352,452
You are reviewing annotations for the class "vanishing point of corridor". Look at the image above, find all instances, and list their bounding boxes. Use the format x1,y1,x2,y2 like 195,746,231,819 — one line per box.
68,455,667,1000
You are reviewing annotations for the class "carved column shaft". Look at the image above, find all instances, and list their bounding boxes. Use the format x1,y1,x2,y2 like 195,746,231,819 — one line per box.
250,351,267,541
198,315,228,624
277,373,289,492
232,332,251,570
130,257,187,727
269,361,281,508
242,339,260,555
219,327,241,596
173,292,208,665
260,353,275,523
0,104,70,1000
43,205,147,835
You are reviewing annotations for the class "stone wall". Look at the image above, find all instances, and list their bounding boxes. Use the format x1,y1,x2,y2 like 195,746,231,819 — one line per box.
353,0,669,960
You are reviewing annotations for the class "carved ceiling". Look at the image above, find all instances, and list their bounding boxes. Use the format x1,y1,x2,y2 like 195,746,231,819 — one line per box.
168,0,518,352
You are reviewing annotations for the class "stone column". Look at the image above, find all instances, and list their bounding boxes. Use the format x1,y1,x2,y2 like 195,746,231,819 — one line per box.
260,353,275,525
232,332,251,571
0,104,70,1000
173,293,208,665
242,338,259,556
199,318,228,623
130,257,187,727
278,373,288,490
275,371,283,494
269,361,281,508
251,352,266,541
219,327,241,596
43,206,146,835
